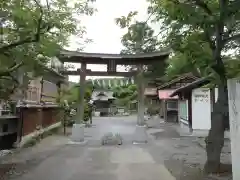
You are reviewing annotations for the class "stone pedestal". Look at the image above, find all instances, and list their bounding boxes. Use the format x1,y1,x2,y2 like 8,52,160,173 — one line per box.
71,124,85,142
228,79,240,180
133,125,148,144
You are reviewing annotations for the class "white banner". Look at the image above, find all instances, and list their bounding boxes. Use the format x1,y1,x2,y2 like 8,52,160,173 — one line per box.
120,79,124,86
91,79,95,86
131,77,134,84
102,79,106,88
114,79,118,87
97,79,101,86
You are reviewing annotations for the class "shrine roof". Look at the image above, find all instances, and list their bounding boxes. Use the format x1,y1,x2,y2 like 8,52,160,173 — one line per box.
170,77,210,97
91,90,115,101
158,73,199,90
58,49,171,64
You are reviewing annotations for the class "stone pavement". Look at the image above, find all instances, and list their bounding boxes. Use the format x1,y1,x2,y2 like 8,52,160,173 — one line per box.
83,115,154,144
14,145,175,180
0,115,232,180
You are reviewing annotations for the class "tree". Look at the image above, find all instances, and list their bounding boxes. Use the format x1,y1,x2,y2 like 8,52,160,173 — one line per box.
0,76,19,100
59,80,93,105
148,0,240,173
112,84,137,107
115,12,166,77
116,19,160,54
165,51,240,81
57,81,93,123
164,32,213,80
1,0,94,97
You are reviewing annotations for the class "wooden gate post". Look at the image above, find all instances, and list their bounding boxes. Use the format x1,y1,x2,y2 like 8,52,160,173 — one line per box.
133,64,148,144
71,62,87,143
136,65,145,126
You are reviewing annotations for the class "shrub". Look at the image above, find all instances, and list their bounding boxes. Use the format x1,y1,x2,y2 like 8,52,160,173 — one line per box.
147,106,160,116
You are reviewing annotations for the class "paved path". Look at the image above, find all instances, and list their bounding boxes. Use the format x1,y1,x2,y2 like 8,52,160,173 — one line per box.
3,115,231,180
16,145,175,180
84,115,153,144
6,116,175,180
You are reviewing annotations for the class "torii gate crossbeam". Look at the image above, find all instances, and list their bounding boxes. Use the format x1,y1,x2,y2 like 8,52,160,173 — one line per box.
58,50,170,144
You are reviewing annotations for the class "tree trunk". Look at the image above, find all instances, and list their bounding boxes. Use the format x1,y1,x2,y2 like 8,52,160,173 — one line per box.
204,85,228,173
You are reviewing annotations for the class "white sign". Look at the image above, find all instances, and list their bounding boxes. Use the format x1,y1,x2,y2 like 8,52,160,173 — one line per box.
118,108,124,113
191,88,211,130
144,88,157,95
193,89,209,102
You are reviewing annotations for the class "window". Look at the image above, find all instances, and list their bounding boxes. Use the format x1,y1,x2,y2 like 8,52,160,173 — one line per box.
179,100,188,120
167,101,178,110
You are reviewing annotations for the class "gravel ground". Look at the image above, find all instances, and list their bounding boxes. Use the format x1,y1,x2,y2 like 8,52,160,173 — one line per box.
0,134,68,180
146,119,232,180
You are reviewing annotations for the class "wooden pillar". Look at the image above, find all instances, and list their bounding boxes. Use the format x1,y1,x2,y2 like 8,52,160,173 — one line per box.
76,62,87,124
37,107,43,130
15,107,23,147
56,81,61,104
188,93,193,132
137,65,145,126
163,100,167,121
39,78,44,103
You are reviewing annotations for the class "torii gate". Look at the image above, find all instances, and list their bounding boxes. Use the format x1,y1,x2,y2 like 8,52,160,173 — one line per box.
58,50,170,143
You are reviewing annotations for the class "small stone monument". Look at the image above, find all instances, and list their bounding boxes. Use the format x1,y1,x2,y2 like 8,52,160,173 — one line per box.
101,132,123,145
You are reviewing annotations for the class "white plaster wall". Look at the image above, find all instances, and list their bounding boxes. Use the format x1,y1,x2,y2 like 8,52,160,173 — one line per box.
28,77,42,102
214,88,218,102
227,79,240,180
191,88,211,130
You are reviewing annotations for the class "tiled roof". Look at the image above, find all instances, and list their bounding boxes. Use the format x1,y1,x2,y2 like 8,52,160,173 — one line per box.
91,91,115,101
158,73,199,90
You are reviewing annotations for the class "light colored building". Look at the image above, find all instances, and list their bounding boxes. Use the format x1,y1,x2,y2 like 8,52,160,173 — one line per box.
0,57,68,149
170,77,230,137
157,73,198,122
91,90,116,116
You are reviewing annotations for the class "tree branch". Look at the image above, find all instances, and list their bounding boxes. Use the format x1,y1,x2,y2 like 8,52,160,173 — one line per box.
223,21,238,39
0,75,19,84
204,30,216,50
224,33,240,43
227,0,240,16
8,60,24,73
0,0,44,53
191,0,213,15
0,75,20,96
0,60,24,76
0,37,37,53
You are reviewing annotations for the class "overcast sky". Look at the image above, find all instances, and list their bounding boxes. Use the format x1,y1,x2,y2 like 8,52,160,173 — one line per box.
67,0,151,82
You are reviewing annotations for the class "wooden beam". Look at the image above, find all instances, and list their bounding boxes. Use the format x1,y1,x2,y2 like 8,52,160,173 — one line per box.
62,70,137,77
58,50,170,64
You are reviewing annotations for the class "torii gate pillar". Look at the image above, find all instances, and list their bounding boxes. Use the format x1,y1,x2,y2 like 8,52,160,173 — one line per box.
133,65,148,144
71,62,87,143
